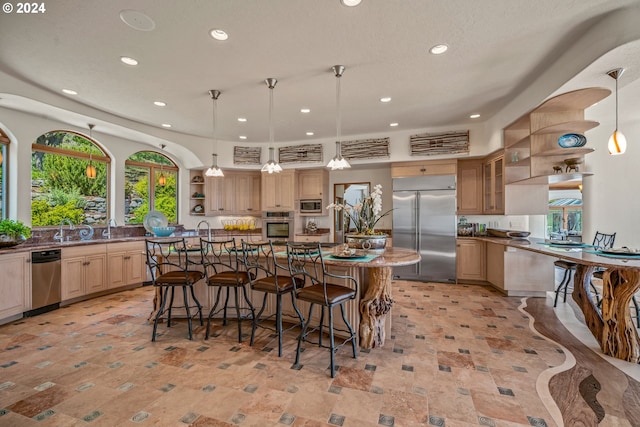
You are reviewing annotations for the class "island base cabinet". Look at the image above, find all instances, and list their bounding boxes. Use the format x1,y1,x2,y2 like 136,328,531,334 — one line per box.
486,242,554,296
0,252,30,323
107,242,147,289
456,239,486,282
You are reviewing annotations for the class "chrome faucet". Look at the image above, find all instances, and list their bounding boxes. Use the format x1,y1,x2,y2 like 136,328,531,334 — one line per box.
102,218,117,239
197,220,211,240
53,218,75,243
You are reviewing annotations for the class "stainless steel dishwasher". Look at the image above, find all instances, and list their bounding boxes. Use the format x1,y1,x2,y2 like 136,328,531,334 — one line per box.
26,249,62,317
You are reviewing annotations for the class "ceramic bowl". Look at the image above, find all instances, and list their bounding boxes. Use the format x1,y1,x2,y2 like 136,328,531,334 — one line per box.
152,226,175,237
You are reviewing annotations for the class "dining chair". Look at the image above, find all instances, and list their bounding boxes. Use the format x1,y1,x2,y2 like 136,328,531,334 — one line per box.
553,231,616,307
200,237,255,342
242,240,305,356
286,242,358,378
145,238,204,341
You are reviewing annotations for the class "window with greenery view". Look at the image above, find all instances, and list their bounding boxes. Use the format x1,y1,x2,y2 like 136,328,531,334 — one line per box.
547,198,582,238
125,151,177,225
32,131,109,226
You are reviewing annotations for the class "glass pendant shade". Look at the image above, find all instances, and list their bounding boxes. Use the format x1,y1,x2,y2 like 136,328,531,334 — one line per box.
158,172,166,186
607,68,626,155
86,124,96,179
262,78,282,173
327,65,350,170
205,153,224,177
206,90,224,176
608,130,627,155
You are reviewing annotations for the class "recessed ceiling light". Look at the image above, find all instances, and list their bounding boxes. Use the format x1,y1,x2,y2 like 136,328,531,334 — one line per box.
237,117,247,122
239,135,247,140
429,44,448,55
210,29,229,41
161,123,171,128
154,101,166,107
119,10,156,32
380,97,392,103
306,131,314,136
470,113,480,119
340,0,362,6
390,122,399,127
300,108,311,113
120,56,139,66
62,89,77,95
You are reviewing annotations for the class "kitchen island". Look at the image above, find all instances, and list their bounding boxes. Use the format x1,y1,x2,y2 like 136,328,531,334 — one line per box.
468,236,640,364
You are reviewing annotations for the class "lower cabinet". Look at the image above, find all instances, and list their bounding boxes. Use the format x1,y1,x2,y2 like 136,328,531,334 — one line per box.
295,234,329,243
107,241,147,289
486,242,554,296
456,239,486,281
61,245,107,301
0,251,30,322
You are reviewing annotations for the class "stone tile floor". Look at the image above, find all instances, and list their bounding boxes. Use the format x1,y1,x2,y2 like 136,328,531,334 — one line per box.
0,281,636,426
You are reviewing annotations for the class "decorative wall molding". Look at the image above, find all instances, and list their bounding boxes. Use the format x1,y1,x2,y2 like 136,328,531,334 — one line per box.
278,144,322,164
342,137,390,160
409,130,469,156
233,146,262,165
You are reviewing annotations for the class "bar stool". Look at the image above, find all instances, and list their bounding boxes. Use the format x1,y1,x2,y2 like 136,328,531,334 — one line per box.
145,238,204,341
242,240,304,356
286,242,358,378
200,238,255,342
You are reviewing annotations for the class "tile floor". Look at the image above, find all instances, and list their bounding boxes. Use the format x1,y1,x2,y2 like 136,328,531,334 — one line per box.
0,281,638,426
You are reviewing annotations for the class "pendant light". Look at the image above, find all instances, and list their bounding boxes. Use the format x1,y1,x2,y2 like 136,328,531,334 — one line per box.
158,144,167,186
327,65,351,170
85,123,97,179
205,89,224,177
261,78,282,174
607,68,627,156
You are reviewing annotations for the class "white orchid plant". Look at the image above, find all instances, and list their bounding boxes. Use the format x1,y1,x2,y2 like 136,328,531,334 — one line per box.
327,184,393,235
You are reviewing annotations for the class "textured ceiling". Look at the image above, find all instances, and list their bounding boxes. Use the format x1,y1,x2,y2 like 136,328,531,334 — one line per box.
0,0,639,145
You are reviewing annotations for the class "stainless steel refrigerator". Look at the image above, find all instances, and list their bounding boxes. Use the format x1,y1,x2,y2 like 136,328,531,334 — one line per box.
392,175,456,282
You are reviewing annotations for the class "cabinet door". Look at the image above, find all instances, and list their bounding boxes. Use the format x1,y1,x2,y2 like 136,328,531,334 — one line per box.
0,252,29,319
126,250,147,285
235,173,261,214
483,155,504,214
298,170,325,200
456,240,486,281
277,171,295,210
107,252,126,289
457,161,483,214
85,254,106,294
206,176,234,215
62,257,85,300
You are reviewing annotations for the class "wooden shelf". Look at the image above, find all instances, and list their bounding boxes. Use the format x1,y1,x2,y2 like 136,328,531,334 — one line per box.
535,87,610,113
506,135,531,150
507,172,593,185
532,120,599,135
533,147,595,157
506,157,531,167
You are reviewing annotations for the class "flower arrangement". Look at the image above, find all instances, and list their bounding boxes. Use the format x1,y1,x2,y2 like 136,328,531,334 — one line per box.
327,184,393,235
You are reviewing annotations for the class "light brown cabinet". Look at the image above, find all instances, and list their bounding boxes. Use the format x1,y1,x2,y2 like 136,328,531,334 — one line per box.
391,159,456,178
261,169,296,211
456,239,486,281
483,152,504,214
205,171,262,216
295,234,330,243
107,241,147,289
205,175,235,215
456,159,483,215
0,252,29,322
61,245,107,301
298,169,329,212
234,172,261,214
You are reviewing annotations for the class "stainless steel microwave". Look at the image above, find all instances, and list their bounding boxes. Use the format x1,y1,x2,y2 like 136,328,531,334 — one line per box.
299,199,323,214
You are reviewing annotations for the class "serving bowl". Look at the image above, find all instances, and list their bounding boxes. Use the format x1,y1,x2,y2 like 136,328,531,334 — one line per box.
152,226,175,237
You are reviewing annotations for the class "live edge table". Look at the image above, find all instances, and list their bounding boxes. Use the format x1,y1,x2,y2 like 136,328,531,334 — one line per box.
484,238,640,364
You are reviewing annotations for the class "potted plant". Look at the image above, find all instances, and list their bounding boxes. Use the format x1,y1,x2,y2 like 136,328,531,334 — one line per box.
0,219,32,248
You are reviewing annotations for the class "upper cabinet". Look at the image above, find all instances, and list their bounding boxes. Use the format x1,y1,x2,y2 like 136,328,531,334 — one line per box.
483,152,504,214
391,159,456,178
503,87,610,186
298,169,329,215
457,159,483,215
261,169,296,211
205,171,261,216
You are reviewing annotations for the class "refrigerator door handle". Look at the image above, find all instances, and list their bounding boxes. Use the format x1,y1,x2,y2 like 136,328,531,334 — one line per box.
414,191,420,274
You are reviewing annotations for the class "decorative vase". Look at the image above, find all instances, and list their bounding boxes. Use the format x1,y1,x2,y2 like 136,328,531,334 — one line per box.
345,233,387,254
0,234,26,248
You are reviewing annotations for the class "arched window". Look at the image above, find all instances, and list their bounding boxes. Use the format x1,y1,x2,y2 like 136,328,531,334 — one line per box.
31,130,110,226
0,128,9,219
125,151,178,225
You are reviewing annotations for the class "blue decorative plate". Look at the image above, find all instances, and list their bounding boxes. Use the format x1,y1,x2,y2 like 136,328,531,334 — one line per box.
558,133,587,148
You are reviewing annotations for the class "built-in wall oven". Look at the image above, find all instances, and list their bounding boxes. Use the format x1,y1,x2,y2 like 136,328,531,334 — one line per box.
261,211,295,242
